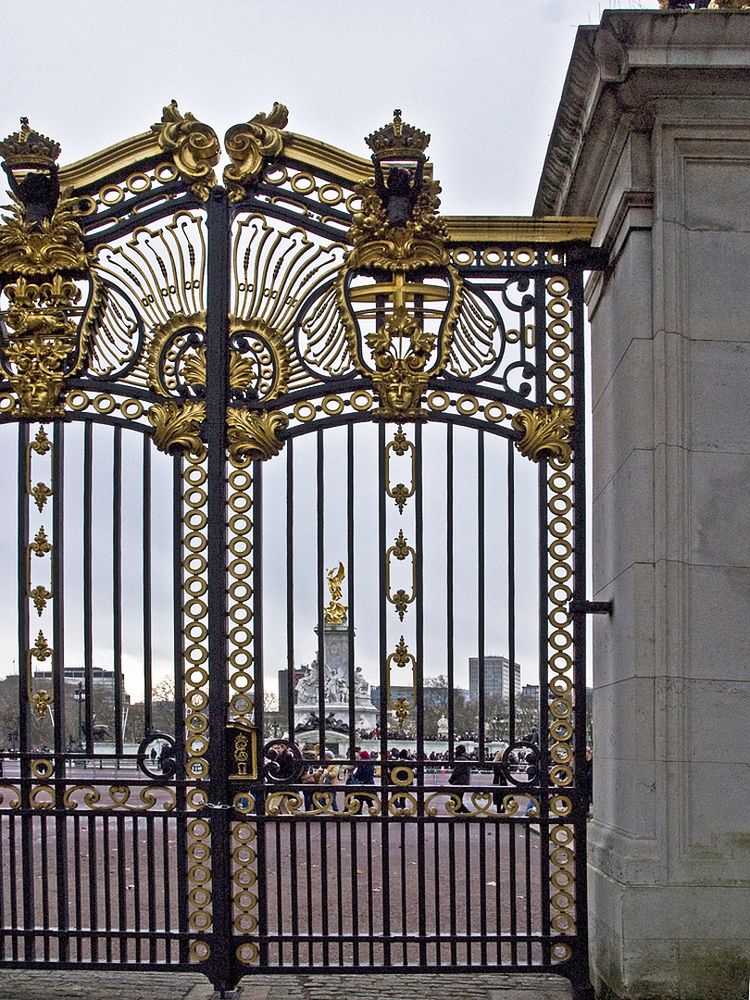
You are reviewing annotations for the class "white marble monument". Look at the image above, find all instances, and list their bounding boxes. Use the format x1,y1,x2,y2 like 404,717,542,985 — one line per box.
294,563,378,740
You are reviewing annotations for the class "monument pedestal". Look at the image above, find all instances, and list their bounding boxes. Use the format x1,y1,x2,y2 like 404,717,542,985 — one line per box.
294,623,377,742
536,12,750,999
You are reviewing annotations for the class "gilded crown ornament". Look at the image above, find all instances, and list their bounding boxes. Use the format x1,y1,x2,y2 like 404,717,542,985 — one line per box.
337,111,462,421
365,109,430,161
0,118,95,418
0,118,61,171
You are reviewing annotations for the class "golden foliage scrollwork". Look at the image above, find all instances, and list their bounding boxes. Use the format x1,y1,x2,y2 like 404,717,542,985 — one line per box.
0,188,90,278
224,103,289,203
63,784,176,812
148,399,206,458
226,407,288,464
511,405,573,465
151,100,220,201
347,174,449,273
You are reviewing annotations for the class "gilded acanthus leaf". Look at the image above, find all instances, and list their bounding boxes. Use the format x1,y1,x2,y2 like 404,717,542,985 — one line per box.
0,188,92,278
147,400,206,458
511,405,573,465
226,407,289,464
151,101,220,201
224,103,289,203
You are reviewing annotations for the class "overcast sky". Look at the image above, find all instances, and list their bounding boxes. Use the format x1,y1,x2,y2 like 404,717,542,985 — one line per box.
0,1,635,707
0,1,649,216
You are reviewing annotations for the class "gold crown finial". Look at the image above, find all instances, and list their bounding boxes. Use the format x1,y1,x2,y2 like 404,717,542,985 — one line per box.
365,110,430,161
0,117,60,170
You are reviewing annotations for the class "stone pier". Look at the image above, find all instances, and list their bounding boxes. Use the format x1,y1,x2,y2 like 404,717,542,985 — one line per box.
536,11,750,999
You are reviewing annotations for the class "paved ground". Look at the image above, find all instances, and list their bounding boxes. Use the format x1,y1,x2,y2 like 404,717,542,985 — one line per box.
0,970,574,999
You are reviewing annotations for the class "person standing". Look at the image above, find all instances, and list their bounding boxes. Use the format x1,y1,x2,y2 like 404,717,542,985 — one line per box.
448,744,471,814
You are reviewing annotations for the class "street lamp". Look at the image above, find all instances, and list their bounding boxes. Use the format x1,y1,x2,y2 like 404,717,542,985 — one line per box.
74,681,85,747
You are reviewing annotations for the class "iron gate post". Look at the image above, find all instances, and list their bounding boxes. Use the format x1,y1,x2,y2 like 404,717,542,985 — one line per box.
204,185,235,993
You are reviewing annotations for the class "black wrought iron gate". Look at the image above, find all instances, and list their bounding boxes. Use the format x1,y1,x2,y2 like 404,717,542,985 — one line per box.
0,107,601,997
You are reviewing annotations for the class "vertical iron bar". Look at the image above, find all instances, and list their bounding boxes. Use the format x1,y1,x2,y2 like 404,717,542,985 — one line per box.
255,457,268,969
571,260,592,985
112,426,124,757
285,440,295,740
52,423,70,961
173,455,189,966
446,424,454,761
347,423,355,758
477,430,486,762
102,815,112,962
142,435,153,735
205,186,232,991
316,429,325,759
507,440,516,748
414,421,427,968
83,422,94,755
17,422,34,962
377,422,391,968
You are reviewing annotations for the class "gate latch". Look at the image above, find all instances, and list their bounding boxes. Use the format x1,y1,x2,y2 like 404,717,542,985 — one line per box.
569,598,613,616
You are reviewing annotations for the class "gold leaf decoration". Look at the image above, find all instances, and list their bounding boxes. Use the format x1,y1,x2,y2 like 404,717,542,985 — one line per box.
392,636,410,668
30,630,52,661
29,585,52,616
1,273,85,418
393,529,409,560
31,689,52,719
511,405,573,465
226,407,289,464
224,103,289,203
151,100,220,201
30,526,52,557
30,427,52,454
30,482,52,512
147,400,206,458
0,189,91,278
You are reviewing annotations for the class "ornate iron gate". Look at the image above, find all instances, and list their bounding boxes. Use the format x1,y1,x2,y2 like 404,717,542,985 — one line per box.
0,107,601,998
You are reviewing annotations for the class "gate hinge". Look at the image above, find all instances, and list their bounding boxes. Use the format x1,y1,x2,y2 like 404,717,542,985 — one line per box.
569,598,613,616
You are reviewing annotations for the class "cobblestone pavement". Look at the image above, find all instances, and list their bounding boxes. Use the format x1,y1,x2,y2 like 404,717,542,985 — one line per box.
0,971,574,1000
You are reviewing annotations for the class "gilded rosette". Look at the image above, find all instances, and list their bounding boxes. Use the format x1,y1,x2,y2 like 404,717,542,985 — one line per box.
151,101,220,201
226,407,289,463
224,103,289,203
511,405,573,464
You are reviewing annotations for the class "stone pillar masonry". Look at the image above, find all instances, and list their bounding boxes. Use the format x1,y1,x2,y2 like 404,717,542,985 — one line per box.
536,11,750,1000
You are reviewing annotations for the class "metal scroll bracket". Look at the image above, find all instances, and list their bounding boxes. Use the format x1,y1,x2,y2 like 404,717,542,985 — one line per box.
569,598,613,616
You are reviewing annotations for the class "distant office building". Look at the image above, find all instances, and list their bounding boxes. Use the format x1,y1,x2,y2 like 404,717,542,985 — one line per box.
521,684,539,702
33,666,120,688
468,656,521,703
